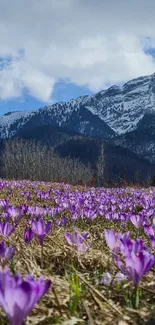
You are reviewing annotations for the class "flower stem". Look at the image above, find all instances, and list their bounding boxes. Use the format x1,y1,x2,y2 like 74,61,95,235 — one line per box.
136,229,139,239
133,285,140,309
41,244,44,270
10,256,16,275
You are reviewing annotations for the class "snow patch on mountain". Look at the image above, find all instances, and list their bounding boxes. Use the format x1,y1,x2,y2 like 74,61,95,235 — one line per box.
0,110,37,138
83,73,155,134
1,72,155,138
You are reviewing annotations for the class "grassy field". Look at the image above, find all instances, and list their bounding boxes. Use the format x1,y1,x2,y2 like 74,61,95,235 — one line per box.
0,180,154,325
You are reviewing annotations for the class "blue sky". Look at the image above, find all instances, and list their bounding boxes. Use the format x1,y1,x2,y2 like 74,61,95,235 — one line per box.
0,48,154,116
1,0,155,116
0,60,154,116
0,81,93,116
0,48,155,116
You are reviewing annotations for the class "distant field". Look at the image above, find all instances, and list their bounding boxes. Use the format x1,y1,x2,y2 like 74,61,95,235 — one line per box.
0,180,154,325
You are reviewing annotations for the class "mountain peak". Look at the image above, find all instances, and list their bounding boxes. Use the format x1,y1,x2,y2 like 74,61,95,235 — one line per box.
1,72,155,139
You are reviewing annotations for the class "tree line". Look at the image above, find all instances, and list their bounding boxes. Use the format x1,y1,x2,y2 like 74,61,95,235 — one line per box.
0,138,105,186
0,137,153,187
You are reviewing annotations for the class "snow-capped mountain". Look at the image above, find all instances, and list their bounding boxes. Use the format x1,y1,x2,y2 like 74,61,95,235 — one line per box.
0,99,115,139
1,72,155,161
85,72,155,134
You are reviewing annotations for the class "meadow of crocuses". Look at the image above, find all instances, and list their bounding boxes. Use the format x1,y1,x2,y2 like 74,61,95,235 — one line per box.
0,180,155,324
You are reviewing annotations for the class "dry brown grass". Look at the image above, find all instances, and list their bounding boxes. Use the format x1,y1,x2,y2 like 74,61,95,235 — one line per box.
0,222,153,325
0,182,154,324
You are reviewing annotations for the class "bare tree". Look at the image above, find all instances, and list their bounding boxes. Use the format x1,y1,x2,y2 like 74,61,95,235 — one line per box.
96,142,105,187
1,138,92,185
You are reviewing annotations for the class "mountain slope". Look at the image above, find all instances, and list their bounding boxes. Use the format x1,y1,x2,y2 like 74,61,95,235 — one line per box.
85,73,155,134
114,112,155,162
16,125,81,147
1,72,155,162
0,102,115,140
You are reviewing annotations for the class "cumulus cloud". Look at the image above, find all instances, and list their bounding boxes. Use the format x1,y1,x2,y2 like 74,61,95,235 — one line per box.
1,0,155,102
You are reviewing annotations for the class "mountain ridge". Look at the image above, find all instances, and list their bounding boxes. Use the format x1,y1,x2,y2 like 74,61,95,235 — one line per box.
1,72,155,163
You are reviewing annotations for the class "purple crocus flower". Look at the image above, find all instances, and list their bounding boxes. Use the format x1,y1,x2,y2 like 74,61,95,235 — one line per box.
104,229,120,253
115,250,154,286
100,271,127,286
100,272,112,285
1,211,11,222
31,218,52,246
118,232,130,251
0,268,51,325
7,206,23,223
0,222,15,237
130,214,143,229
0,241,6,258
56,216,69,226
120,238,149,257
24,228,34,243
144,224,155,237
120,231,130,243
113,272,127,284
0,199,9,210
125,251,154,286
64,229,91,252
0,241,15,262
5,246,16,261
150,235,155,249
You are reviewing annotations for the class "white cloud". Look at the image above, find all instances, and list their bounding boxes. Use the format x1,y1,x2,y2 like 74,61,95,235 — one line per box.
0,0,155,102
